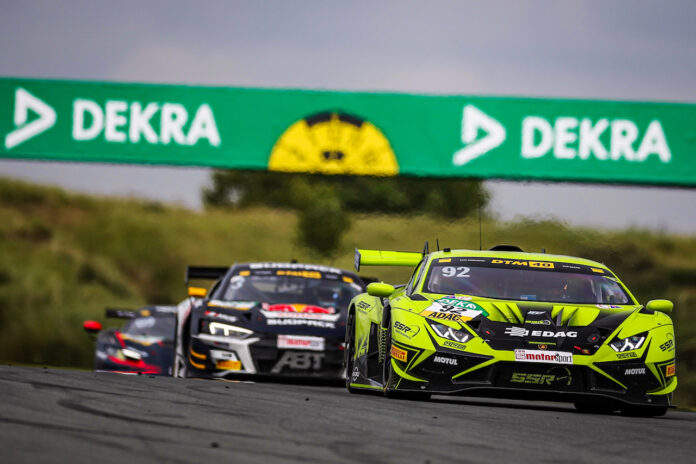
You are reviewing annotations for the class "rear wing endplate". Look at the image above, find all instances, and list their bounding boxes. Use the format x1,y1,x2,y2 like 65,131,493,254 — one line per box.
354,249,422,272
185,266,229,284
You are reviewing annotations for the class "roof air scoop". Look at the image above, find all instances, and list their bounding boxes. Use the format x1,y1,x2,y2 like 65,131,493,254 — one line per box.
488,245,524,252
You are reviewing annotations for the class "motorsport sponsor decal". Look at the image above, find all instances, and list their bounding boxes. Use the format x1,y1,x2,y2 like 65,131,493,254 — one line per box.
248,262,345,274
351,365,360,381
666,363,676,377
277,335,325,351
617,352,638,359
660,335,674,352
441,340,468,351
527,311,547,315
208,300,257,310
204,310,238,323
510,366,572,386
514,349,573,364
391,345,408,362
271,352,324,373
356,301,371,313
624,367,646,375
596,304,622,309
420,296,489,321
505,327,577,338
261,308,340,321
265,304,334,314
526,320,551,325
491,259,555,269
433,355,457,366
266,319,336,329
276,269,321,279
394,321,420,339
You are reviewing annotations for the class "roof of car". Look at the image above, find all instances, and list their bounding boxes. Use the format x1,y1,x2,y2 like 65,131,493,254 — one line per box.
427,249,608,270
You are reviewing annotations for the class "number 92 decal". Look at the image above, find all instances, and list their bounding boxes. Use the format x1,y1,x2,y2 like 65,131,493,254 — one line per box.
441,266,470,278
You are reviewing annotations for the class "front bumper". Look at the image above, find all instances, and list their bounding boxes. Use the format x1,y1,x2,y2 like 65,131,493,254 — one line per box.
389,347,676,407
187,333,345,379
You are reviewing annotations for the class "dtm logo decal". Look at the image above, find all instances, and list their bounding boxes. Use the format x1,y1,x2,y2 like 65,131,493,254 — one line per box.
271,352,324,373
505,327,577,338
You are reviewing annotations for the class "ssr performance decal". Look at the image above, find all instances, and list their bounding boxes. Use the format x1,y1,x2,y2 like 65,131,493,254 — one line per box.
277,335,325,351
514,349,573,364
394,321,420,339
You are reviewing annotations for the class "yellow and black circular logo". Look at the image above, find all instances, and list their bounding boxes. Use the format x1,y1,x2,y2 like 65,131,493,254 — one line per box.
268,111,398,176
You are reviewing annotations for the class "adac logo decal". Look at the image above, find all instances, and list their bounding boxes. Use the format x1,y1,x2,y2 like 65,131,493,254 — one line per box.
268,111,398,176
5,88,57,149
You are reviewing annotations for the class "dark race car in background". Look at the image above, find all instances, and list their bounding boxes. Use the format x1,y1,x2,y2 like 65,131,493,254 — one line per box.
174,262,366,380
83,305,177,375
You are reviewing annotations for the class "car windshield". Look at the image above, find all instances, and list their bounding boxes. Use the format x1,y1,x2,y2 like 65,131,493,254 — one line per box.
123,316,175,340
220,275,363,309
424,262,631,304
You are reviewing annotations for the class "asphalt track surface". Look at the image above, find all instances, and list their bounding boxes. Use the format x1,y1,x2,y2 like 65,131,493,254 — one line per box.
1,366,695,464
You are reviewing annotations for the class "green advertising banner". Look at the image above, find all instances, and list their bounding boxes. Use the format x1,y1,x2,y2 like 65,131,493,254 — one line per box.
1,77,695,186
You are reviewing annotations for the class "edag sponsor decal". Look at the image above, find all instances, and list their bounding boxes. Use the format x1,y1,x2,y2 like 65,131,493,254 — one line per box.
514,349,573,364
277,335,325,351
505,327,577,338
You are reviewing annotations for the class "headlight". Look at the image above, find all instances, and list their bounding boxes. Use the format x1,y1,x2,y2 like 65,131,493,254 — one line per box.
208,321,253,337
609,332,647,352
429,321,471,344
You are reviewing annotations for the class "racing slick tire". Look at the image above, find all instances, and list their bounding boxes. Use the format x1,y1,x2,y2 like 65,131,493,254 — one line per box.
619,405,669,417
382,312,431,401
344,309,359,393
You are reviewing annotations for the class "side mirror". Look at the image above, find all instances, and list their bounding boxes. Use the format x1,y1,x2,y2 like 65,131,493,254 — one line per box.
188,286,207,298
83,320,102,335
646,299,673,315
367,282,395,298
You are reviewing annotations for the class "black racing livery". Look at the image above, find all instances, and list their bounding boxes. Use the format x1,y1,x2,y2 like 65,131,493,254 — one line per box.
174,262,366,380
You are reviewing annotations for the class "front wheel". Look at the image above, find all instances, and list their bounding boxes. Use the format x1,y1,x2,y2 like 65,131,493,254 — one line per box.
382,315,431,401
619,405,668,417
344,310,359,393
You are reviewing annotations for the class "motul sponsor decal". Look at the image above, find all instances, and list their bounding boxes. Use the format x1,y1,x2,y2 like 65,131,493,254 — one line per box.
505,327,577,338
277,335,325,351
624,367,646,375
514,349,573,364
433,355,457,366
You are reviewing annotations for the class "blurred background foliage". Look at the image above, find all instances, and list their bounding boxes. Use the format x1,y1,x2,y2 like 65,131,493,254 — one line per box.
0,175,694,408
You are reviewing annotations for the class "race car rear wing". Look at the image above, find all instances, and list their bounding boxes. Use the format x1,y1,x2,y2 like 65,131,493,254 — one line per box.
354,249,423,272
185,266,229,284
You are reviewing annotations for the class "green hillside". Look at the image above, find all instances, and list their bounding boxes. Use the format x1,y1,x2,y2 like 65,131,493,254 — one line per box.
1,176,694,407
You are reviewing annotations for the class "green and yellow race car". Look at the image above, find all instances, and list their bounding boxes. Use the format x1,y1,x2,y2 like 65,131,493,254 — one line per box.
344,245,676,416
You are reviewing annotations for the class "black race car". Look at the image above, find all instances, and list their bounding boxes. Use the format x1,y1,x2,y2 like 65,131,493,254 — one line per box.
83,306,176,375
174,262,366,380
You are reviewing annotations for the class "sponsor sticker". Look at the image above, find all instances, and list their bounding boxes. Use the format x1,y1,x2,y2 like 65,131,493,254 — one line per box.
505,327,577,338
394,321,420,339
491,259,555,269
660,336,674,352
596,304,622,309
624,367,646,375
441,339,468,351
514,349,573,364
391,345,408,362
208,300,257,310
216,360,242,370
277,335,325,351
617,352,638,359
271,352,324,373
266,318,336,329
433,355,457,366
666,363,676,377
420,297,488,321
